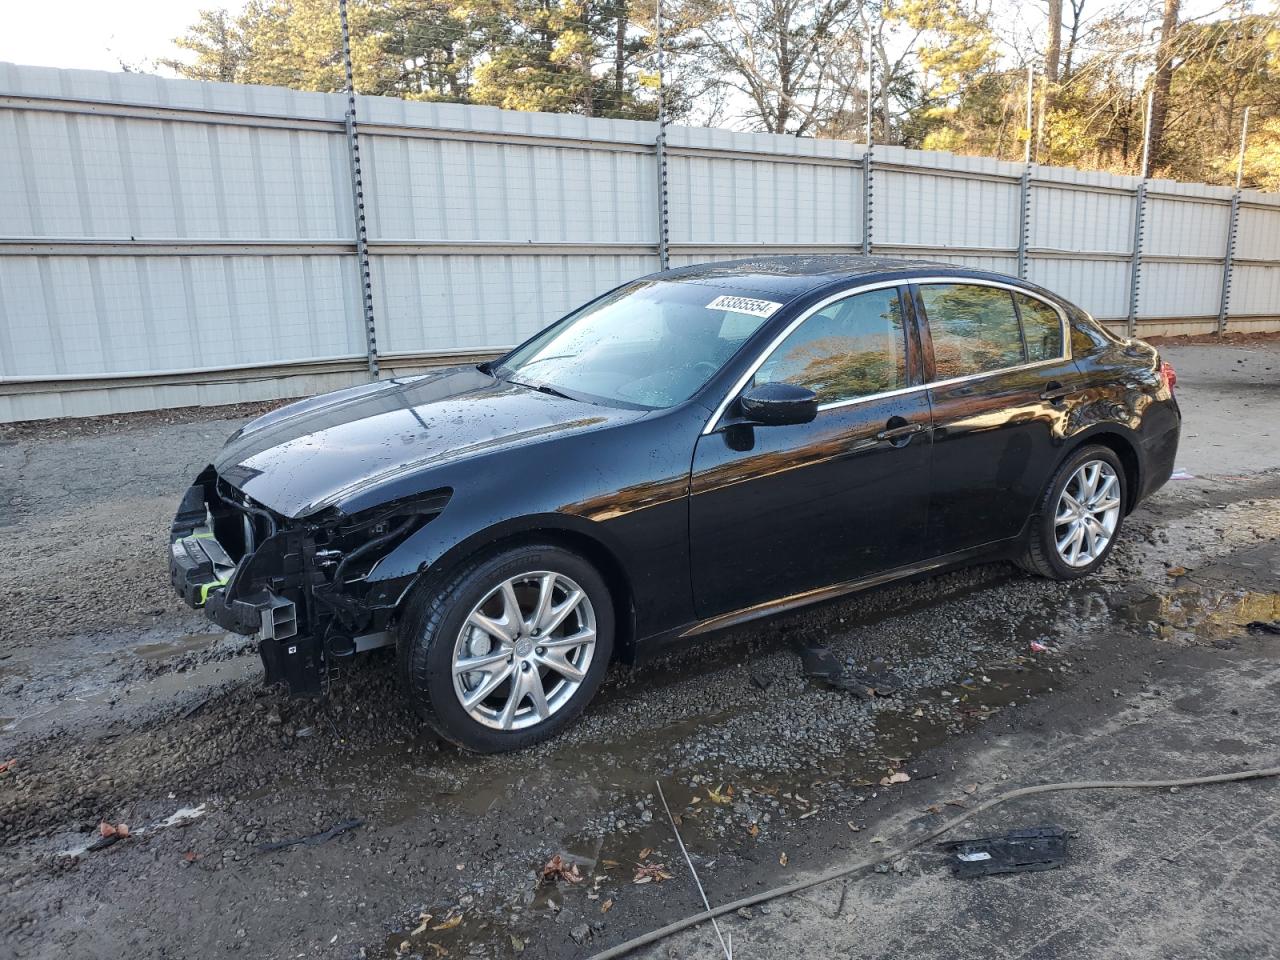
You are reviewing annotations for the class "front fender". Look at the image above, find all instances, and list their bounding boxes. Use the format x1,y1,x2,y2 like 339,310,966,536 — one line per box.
368,506,630,585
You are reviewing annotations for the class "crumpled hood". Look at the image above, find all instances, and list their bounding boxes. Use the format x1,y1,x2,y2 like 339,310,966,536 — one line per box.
214,367,641,518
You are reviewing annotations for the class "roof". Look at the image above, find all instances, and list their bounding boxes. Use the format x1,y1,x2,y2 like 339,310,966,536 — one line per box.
657,255,984,300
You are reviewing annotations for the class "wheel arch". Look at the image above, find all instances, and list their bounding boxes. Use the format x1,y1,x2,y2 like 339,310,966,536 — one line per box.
399,516,639,665
1063,428,1142,513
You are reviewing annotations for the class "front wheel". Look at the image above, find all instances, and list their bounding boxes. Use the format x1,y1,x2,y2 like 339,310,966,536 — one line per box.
399,543,614,752
1019,445,1127,580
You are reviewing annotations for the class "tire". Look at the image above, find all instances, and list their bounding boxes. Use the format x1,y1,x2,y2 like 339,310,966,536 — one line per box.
398,542,614,752
1018,444,1127,580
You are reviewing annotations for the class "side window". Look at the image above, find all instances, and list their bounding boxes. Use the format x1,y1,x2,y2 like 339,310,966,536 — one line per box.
755,288,907,405
1014,293,1065,361
921,284,1025,380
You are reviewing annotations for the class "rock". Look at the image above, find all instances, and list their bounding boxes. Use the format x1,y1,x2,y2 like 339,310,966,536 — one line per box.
570,923,591,945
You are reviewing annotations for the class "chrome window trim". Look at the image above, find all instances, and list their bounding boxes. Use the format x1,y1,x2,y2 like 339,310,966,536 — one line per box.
701,275,1071,435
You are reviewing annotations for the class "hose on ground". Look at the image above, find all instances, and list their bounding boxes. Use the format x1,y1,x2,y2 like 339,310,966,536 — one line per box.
588,764,1280,960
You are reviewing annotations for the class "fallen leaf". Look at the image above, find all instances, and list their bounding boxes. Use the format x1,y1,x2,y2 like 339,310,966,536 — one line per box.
912,708,924,718
799,808,820,819
870,837,885,844
410,913,434,936
397,941,411,956
706,785,733,805
923,803,943,815
183,851,198,862
847,822,861,832
633,862,673,884
601,859,621,869
431,913,463,932
542,854,583,884
1166,565,1187,577
945,798,966,807
638,847,653,860
0,759,14,774
779,852,789,866
98,821,130,839
510,935,526,953
963,783,978,795
1030,640,1050,653
879,771,910,786
747,823,760,838
600,899,614,913
425,945,448,958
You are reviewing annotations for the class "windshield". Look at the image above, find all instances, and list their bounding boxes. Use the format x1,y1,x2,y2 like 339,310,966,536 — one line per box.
496,280,784,409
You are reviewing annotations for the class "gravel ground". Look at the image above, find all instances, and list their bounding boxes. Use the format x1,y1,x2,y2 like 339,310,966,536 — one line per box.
0,340,1277,960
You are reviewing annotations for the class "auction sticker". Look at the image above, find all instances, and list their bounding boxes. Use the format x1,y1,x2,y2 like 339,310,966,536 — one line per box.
706,294,783,319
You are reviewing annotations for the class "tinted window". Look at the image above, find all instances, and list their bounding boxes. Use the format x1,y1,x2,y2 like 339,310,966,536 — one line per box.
921,284,1025,380
1016,293,1064,361
756,288,907,404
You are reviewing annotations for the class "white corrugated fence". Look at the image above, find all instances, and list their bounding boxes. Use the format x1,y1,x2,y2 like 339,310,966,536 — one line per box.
2,61,1278,422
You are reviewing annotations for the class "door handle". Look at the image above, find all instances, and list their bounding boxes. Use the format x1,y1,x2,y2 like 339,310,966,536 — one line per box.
875,422,925,444
1039,382,1072,403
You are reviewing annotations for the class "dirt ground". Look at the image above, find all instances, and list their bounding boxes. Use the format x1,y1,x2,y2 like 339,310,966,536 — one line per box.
1,340,1278,960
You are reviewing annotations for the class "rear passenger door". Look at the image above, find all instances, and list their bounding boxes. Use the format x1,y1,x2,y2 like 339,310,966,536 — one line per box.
914,281,1084,556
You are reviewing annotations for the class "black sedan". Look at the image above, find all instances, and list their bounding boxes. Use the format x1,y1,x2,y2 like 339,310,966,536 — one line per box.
169,257,1180,751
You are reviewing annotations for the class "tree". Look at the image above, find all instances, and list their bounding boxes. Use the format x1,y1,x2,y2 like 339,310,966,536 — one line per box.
1146,0,1180,174
674,0,867,135
1037,0,1063,157
160,7,249,82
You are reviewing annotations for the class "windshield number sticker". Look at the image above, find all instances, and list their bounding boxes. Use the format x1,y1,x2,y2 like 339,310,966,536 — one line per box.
706,295,783,319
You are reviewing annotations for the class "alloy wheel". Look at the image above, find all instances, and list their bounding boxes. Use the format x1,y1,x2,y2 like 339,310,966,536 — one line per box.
451,571,597,731
1054,459,1122,567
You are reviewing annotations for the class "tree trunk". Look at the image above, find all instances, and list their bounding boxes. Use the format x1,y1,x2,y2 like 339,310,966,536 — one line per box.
1146,0,1180,174
1062,0,1084,79
614,2,626,111
1037,0,1062,157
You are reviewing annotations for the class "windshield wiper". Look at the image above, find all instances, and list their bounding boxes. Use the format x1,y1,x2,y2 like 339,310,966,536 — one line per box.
508,378,575,401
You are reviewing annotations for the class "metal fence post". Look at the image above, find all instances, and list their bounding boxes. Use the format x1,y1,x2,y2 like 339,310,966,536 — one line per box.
1018,64,1034,280
1017,166,1032,279
339,0,379,378
861,149,873,256
1218,191,1241,335
654,0,670,271
1127,181,1147,338
1219,107,1250,335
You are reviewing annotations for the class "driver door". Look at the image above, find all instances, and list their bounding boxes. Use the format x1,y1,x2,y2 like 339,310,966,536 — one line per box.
688,285,933,621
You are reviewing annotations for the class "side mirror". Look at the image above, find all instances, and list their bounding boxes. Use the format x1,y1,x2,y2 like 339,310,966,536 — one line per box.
738,382,818,426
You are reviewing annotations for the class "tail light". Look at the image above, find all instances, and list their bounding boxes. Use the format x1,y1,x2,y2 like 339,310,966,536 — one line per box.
1160,360,1177,392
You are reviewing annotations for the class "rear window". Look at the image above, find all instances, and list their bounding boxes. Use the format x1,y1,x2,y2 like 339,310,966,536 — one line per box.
1015,293,1065,361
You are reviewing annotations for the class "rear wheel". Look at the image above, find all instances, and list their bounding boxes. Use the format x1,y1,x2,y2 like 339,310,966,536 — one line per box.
399,543,614,752
1019,445,1126,580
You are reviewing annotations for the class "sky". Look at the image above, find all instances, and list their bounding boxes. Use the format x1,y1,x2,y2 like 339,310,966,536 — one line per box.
0,0,211,73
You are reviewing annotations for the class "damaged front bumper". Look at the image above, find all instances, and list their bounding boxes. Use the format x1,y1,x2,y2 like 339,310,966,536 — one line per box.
168,468,442,697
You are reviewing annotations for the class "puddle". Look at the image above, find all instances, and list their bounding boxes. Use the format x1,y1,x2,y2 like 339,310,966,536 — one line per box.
1117,588,1280,642
131,634,220,660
